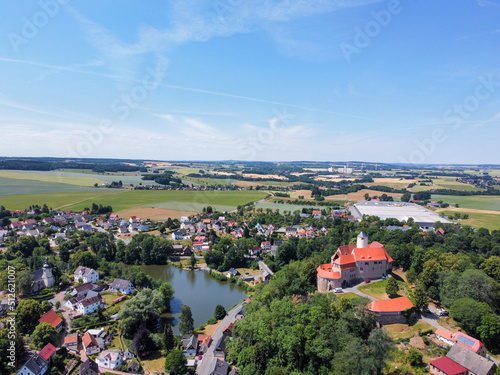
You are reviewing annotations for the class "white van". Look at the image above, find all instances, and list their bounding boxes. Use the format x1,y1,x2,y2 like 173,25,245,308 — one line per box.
334,287,343,293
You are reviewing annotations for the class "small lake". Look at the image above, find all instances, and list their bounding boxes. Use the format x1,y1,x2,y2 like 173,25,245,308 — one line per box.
140,265,248,334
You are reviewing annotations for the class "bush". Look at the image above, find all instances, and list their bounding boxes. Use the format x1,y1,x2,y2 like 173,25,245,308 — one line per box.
206,318,217,325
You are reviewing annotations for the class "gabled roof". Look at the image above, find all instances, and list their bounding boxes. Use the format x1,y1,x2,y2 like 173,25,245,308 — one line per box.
447,344,496,375
22,354,48,375
110,278,132,289
367,296,414,313
64,334,79,345
79,295,102,308
452,332,485,353
333,253,356,269
435,328,453,341
73,282,96,294
430,357,467,375
39,309,62,328
82,332,98,349
354,247,393,262
208,358,229,375
79,359,99,375
39,343,56,361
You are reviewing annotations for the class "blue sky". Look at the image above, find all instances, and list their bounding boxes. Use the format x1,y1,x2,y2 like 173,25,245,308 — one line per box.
1,0,499,164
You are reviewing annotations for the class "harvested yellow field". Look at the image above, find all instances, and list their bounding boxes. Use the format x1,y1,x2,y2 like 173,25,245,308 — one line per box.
325,189,402,202
243,173,288,180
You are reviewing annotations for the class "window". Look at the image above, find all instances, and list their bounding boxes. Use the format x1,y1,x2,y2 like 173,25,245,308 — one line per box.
360,267,363,271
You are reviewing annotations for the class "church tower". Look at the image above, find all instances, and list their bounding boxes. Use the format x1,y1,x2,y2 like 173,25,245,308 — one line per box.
42,257,54,289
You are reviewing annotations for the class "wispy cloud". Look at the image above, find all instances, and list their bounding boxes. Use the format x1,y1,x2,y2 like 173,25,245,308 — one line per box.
457,29,500,40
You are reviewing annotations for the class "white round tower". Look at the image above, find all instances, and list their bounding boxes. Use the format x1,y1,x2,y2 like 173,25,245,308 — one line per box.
357,231,368,248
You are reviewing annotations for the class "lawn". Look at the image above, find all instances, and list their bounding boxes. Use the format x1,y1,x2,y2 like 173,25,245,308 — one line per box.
357,277,412,301
384,320,435,340
0,190,268,212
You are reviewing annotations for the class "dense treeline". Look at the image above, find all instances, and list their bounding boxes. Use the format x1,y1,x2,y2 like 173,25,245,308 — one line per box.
0,159,143,172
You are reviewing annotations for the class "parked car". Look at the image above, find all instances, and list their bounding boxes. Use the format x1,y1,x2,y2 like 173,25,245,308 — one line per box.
364,280,371,284
334,288,343,293
438,310,449,316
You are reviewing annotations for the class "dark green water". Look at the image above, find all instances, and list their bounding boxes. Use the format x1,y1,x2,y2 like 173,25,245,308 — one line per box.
140,265,247,334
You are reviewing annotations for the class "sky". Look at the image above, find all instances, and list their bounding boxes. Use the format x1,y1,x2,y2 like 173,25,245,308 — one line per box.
1,0,500,164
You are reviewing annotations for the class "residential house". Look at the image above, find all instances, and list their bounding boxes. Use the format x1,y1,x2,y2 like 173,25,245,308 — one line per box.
71,283,97,298
39,343,56,363
452,332,487,357
435,329,455,347
172,231,183,240
16,353,49,375
286,227,298,237
213,336,226,359
109,279,134,295
63,334,79,354
138,224,149,232
127,362,139,372
96,350,123,369
124,348,134,360
183,245,193,256
226,268,239,278
74,267,99,284
76,295,103,315
445,344,497,375
197,334,211,355
249,247,261,256
119,225,128,234
223,323,234,338
128,223,138,232
79,359,99,375
82,332,100,355
208,358,229,375
261,241,271,251
173,244,183,254
430,356,468,375
182,335,198,358
38,309,63,332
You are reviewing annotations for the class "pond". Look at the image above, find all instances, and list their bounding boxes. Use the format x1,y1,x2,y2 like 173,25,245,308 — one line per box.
140,265,248,334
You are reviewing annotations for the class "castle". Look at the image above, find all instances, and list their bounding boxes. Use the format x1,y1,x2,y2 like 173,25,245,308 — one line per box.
30,257,55,293
317,231,393,292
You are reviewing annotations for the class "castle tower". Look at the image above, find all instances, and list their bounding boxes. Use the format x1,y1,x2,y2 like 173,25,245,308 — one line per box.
357,231,368,248
42,257,54,288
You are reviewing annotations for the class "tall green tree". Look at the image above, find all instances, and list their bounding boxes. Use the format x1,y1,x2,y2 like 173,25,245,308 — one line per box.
385,277,399,298
31,323,57,350
214,304,226,320
414,282,428,311
159,282,174,312
163,324,176,352
164,350,187,374
178,305,194,335
16,299,43,334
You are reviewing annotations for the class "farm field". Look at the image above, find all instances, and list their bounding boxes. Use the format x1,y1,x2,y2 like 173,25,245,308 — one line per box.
182,177,236,186
0,190,268,213
0,177,96,196
255,202,344,212
0,170,102,187
432,195,500,210
366,178,416,189
411,178,485,192
234,180,295,187
326,189,403,202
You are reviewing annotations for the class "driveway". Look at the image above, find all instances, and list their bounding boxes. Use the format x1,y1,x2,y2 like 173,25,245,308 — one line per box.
342,281,377,301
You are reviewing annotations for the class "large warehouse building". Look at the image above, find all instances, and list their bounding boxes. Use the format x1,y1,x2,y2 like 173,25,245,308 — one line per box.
351,201,453,230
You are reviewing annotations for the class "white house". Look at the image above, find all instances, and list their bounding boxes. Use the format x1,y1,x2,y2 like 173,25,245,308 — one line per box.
16,354,49,375
74,266,99,284
109,279,134,295
76,296,103,315
96,350,122,369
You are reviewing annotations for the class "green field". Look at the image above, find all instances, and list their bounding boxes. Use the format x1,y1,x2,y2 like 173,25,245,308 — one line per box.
0,190,268,212
411,178,485,193
182,177,236,186
440,210,500,231
432,195,500,210
0,177,97,196
0,170,103,187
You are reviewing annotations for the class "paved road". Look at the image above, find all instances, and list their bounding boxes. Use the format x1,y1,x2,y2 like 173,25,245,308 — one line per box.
342,281,377,301
258,260,274,276
195,301,245,375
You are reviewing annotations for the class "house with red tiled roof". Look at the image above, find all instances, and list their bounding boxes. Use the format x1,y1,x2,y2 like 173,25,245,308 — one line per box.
317,232,393,292
63,334,79,353
430,356,467,375
39,343,56,362
435,328,454,347
82,332,100,355
38,309,63,332
367,296,414,324
451,332,487,357
222,323,234,338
